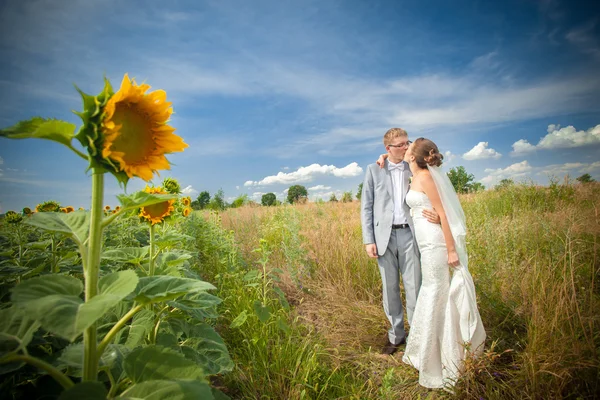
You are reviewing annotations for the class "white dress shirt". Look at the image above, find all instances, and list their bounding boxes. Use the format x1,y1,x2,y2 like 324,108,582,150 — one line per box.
388,161,408,225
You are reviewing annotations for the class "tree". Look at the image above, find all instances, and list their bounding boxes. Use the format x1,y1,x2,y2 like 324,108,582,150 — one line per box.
231,194,249,208
576,173,595,184
208,188,226,210
197,191,211,209
447,166,476,194
341,191,353,203
261,192,277,206
471,182,486,192
356,182,363,200
329,193,338,202
287,185,308,204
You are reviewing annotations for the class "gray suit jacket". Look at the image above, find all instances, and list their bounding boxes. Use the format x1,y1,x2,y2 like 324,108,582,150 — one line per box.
361,159,416,256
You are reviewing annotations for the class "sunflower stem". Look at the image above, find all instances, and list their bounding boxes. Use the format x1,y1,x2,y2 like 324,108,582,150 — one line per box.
83,170,104,382
1,354,74,389
67,144,90,162
149,223,156,276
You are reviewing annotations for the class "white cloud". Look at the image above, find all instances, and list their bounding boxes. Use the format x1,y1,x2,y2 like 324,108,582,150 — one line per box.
443,151,456,163
244,162,363,186
308,185,332,191
463,142,502,160
538,161,600,176
181,185,198,195
511,124,600,155
511,139,537,155
481,160,532,185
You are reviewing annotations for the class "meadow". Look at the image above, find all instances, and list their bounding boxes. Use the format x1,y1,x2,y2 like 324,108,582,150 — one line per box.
1,181,598,399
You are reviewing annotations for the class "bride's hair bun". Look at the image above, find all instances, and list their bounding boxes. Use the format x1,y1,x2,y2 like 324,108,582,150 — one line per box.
412,138,444,168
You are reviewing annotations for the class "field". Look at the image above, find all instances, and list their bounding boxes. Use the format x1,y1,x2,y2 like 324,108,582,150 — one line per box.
1,181,599,399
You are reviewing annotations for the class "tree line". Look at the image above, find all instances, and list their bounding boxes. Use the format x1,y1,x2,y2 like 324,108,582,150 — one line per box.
191,167,595,210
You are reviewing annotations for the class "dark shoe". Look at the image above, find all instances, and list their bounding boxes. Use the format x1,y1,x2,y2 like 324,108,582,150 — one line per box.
381,338,405,355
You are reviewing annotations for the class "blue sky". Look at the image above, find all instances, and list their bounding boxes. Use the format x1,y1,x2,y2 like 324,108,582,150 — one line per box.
0,0,599,212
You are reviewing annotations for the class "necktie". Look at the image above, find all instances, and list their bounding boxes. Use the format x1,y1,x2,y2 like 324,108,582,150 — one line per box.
388,163,404,171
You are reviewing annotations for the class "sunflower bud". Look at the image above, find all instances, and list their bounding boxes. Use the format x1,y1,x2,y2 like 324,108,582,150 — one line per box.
162,177,181,195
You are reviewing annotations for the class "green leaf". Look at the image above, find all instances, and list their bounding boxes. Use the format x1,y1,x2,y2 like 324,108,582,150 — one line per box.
181,323,233,375
242,270,260,281
134,276,215,305
24,211,90,245
117,192,179,211
167,292,221,321
57,343,129,379
11,273,136,341
153,232,194,248
277,316,291,335
158,251,193,269
272,287,290,311
11,275,83,303
253,300,272,323
99,270,139,297
116,380,213,400
102,247,149,264
124,309,154,348
212,388,231,400
0,117,76,148
0,308,41,373
124,346,205,383
0,307,41,355
229,311,248,329
58,381,108,400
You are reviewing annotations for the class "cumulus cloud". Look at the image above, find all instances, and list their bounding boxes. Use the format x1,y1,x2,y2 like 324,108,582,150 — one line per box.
463,142,502,160
244,162,363,186
538,161,600,176
480,160,532,185
444,151,456,163
308,185,332,191
511,124,600,155
181,185,198,195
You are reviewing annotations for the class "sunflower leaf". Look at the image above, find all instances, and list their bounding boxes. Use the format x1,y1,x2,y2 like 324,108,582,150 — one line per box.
117,192,179,211
24,211,90,245
123,346,206,383
116,379,213,400
0,117,76,148
133,276,216,304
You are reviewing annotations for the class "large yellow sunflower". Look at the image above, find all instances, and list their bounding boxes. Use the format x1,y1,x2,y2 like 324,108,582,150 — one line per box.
101,74,188,182
139,186,175,225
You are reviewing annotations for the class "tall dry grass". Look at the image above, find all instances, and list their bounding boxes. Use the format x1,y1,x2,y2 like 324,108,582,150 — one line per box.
219,182,600,399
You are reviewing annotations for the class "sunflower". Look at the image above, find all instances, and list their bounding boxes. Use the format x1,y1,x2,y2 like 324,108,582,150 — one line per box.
101,74,188,182
60,207,68,213
5,211,23,224
36,200,61,213
22,207,32,216
115,205,121,212
182,196,191,207
139,186,175,225
104,205,111,211
79,207,85,211
182,207,191,217
65,206,75,213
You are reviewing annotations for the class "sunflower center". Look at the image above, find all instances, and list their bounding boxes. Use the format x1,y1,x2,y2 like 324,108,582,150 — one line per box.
111,103,154,164
144,201,170,219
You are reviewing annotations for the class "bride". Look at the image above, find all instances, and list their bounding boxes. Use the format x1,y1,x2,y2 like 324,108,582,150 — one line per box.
379,138,486,389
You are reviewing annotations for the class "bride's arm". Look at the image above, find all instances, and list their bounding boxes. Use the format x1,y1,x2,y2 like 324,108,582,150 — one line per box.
376,154,388,168
421,171,460,267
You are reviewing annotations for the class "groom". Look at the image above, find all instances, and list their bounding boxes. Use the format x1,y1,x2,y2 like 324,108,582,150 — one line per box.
360,128,438,355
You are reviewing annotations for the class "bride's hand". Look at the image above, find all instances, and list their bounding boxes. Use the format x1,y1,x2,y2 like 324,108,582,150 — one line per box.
376,154,388,168
448,250,460,268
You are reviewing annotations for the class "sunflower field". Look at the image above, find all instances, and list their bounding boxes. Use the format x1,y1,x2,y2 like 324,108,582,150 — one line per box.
0,74,235,399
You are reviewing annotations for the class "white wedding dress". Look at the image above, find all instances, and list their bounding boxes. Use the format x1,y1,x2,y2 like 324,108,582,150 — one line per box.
402,189,486,389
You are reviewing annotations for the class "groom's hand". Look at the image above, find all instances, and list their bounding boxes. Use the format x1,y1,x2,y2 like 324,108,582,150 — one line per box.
422,208,441,224
365,243,378,258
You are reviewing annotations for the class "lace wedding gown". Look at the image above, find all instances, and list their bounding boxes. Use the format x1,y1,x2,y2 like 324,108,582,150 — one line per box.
402,190,486,389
